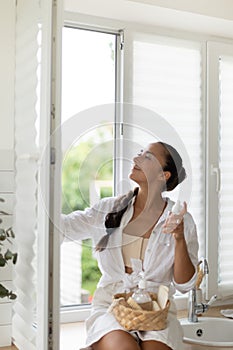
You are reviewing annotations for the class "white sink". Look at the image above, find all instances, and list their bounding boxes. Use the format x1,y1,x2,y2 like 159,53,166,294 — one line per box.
179,317,233,347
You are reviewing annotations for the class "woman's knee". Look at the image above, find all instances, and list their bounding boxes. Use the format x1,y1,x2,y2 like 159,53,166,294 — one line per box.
92,330,140,350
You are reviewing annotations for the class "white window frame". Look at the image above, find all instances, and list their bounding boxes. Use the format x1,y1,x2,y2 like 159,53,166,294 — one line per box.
60,17,124,323
60,11,233,323
122,28,206,310
206,41,233,300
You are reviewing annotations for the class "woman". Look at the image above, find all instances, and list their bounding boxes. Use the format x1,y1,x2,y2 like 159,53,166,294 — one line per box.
62,142,199,350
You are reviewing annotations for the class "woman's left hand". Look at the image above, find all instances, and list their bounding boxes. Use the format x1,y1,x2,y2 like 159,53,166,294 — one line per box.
162,202,187,241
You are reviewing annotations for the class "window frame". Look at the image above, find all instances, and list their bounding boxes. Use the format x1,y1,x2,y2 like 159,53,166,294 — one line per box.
60,12,233,323
60,20,123,322
206,41,233,300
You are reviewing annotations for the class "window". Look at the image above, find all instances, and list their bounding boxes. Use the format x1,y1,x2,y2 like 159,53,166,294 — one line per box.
61,27,120,309
61,22,233,319
206,42,233,299
123,30,205,259
122,32,233,302
219,55,233,297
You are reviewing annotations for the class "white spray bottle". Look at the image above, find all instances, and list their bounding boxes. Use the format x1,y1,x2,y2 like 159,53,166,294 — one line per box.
160,200,183,246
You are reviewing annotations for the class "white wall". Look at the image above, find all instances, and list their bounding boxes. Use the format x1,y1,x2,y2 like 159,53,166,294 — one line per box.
127,0,233,21
0,0,15,150
64,0,233,39
65,0,233,19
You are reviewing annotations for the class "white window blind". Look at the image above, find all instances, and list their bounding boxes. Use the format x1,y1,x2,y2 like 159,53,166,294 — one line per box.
123,31,204,258
13,0,60,348
219,55,233,298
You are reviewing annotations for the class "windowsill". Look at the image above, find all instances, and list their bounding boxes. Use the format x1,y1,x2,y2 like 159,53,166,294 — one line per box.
60,293,233,324
60,304,91,323
174,294,189,310
175,293,233,310
178,303,233,319
60,295,189,324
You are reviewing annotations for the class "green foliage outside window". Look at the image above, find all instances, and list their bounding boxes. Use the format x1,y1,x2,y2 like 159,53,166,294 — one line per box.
62,128,113,213
81,239,101,296
62,128,113,299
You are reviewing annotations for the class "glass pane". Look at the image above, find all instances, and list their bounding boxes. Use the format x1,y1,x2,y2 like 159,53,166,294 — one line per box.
61,27,116,307
127,34,204,257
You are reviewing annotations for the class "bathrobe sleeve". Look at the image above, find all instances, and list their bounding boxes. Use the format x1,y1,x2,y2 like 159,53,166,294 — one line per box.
60,197,115,243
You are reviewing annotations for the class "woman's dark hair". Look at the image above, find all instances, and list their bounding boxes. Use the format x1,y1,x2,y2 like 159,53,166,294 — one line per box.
159,142,186,191
96,142,186,251
95,188,139,252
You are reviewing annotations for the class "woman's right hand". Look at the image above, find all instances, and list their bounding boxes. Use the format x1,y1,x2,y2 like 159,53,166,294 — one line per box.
162,201,187,237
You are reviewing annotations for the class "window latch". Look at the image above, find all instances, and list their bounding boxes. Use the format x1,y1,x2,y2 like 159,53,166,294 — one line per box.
211,165,221,192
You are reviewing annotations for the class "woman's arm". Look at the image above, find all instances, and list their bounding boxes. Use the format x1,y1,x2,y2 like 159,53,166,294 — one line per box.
173,220,195,284
60,198,114,243
163,202,198,287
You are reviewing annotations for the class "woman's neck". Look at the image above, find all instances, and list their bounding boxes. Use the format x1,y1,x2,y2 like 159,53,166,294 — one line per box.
135,187,166,212
124,187,167,238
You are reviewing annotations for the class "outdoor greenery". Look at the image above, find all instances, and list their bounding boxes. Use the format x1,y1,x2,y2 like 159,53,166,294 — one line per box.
62,127,113,213
62,128,113,297
81,239,101,295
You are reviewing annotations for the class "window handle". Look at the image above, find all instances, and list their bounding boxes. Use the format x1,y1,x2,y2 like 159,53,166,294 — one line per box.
211,165,221,192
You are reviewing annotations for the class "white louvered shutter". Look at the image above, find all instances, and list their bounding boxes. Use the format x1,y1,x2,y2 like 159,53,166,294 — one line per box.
123,30,204,258
13,0,62,349
13,0,40,348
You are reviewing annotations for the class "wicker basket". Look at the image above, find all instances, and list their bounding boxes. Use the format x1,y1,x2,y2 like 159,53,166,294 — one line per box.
110,292,170,331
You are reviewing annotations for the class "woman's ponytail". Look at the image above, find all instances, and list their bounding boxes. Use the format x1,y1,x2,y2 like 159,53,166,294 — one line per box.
95,187,139,252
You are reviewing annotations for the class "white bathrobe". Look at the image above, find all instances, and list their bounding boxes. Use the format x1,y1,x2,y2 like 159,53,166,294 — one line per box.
62,196,199,350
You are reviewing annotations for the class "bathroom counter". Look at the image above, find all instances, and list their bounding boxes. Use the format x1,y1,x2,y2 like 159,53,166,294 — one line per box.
178,304,233,319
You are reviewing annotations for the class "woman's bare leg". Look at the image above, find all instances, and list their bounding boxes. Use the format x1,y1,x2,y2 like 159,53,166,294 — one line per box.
141,340,172,350
92,330,141,350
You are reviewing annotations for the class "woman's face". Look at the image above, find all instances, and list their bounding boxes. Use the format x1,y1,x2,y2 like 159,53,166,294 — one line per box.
129,143,170,188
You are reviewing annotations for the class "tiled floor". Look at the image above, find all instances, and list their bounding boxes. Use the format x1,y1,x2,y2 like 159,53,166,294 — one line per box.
0,322,86,350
